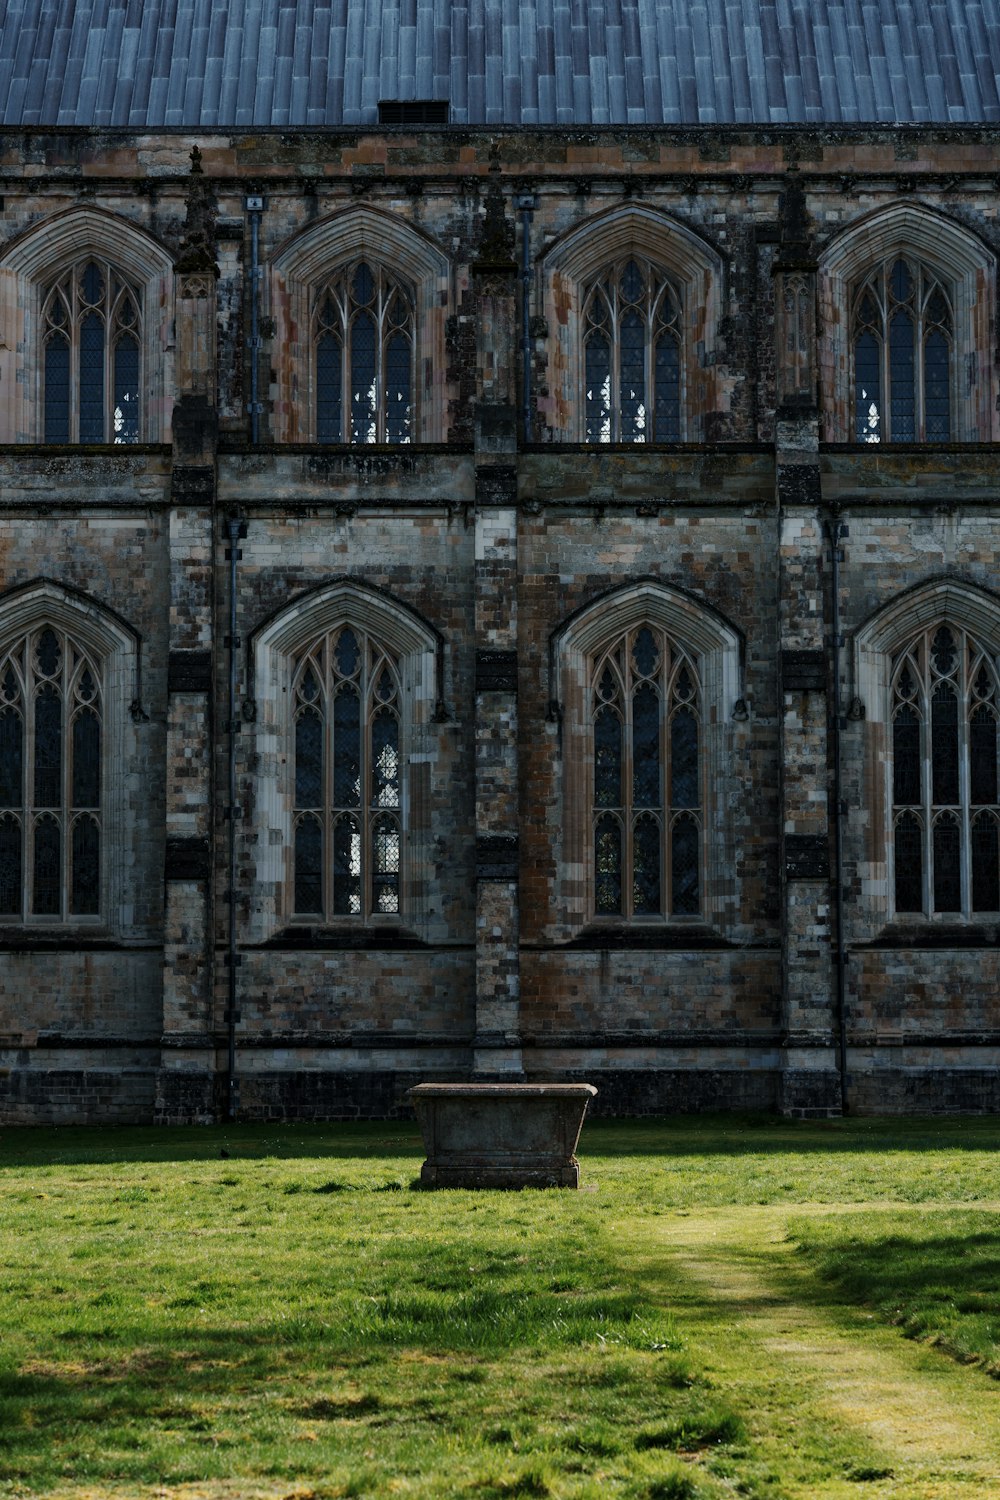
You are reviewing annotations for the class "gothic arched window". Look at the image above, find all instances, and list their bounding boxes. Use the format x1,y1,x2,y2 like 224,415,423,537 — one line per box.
0,623,103,922
313,262,413,443
42,258,142,444
891,623,1000,916
292,623,403,921
583,256,682,443
591,624,701,918
853,257,952,443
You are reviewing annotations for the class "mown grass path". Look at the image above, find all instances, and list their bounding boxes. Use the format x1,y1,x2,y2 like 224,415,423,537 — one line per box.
628,1204,1000,1499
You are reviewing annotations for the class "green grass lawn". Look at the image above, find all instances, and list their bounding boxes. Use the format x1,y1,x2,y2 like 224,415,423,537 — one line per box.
1,1116,999,1499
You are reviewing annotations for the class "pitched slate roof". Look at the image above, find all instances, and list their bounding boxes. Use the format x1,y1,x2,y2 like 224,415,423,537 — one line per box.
1,0,998,129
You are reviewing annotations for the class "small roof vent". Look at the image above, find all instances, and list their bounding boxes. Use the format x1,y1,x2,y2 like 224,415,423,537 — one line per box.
378,99,450,125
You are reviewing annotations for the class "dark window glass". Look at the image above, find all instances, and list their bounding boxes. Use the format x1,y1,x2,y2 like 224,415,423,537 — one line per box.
316,331,342,442
593,705,622,808
333,686,361,807
594,814,622,915
0,707,23,807
970,705,997,806
888,308,915,441
933,816,961,911
671,707,698,809
45,334,70,442
632,813,661,915
333,814,361,915
672,812,700,916
78,312,105,443
892,704,920,805
294,814,323,915
34,686,61,808
972,816,1000,912
350,310,377,443
371,708,400,809
334,629,360,678
632,684,660,807
632,627,658,678
71,815,99,915
924,329,950,440
71,707,100,808
854,329,880,440
585,332,610,443
37,628,60,676
372,814,400,914
295,707,323,808
619,310,645,442
0,815,20,915
894,812,923,912
931,684,959,805
653,333,680,442
113,334,139,443
384,332,411,444
33,817,60,916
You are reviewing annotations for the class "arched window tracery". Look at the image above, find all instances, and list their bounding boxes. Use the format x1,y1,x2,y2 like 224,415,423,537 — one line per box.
590,623,702,919
0,623,103,922
891,623,1000,916
42,258,142,443
582,255,682,443
292,623,403,921
313,261,414,444
851,256,952,443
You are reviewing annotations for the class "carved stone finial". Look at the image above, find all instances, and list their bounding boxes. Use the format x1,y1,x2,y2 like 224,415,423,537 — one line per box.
472,145,516,276
777,167,814,267
175,143,219,278
189,144,203,175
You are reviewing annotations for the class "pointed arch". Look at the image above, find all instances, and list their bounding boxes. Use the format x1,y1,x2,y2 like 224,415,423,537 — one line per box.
0,579,142,931
0,207,174,443
248,581,440,940
853,576,1000,923
818,203,996,442
542,206,725,442
270,206,452,443
555,580,743,932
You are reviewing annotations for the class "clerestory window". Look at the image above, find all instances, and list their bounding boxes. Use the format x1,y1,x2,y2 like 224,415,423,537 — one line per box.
292,624,403,921
853,257,952,443
591,624,701,918
314,262,413,443
0,624,102,922
42,258,142,443
583,256,682,443
891,623,1000,917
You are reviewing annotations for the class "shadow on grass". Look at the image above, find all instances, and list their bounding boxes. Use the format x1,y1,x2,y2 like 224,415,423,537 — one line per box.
4,1114,1000,1172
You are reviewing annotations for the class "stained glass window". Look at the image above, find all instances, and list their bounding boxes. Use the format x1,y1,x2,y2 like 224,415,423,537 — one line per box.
43,260,143,443
292,625,404,921
313,262,413,443
582,256,683,443
890,623,1000,916
591,625,701,919
853,258,951,443
0,625,103,922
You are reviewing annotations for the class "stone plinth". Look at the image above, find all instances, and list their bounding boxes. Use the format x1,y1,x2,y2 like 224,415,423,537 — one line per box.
408,1082,597,1188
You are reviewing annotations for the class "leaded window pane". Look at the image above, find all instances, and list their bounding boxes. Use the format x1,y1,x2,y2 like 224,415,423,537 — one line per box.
931,683,959,805
33,817,60,916
45,334,71,442
333,814,362,915
592,627,701,920
371,708,400,809
970,705,997,806
333,686,361,807
294,814,323,915
313,264,414,443
972,816,1000,913
70,815,100,915
672,813,700,916
894,812,923,912
924,329,950,440
0,707,23,807
34,686,61,808
854,329,881,441
933,816,961,911
632,813,661,914
852,258,951,442
71,707,100,808
295,707,323,808
78,312,105,443
372,814,400,914
0,816,20,915
594,813,622,914
582,256,683,442
892,704,920,806
113,334,140,443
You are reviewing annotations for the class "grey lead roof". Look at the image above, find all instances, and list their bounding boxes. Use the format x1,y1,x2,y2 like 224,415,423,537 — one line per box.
1,0,999,129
